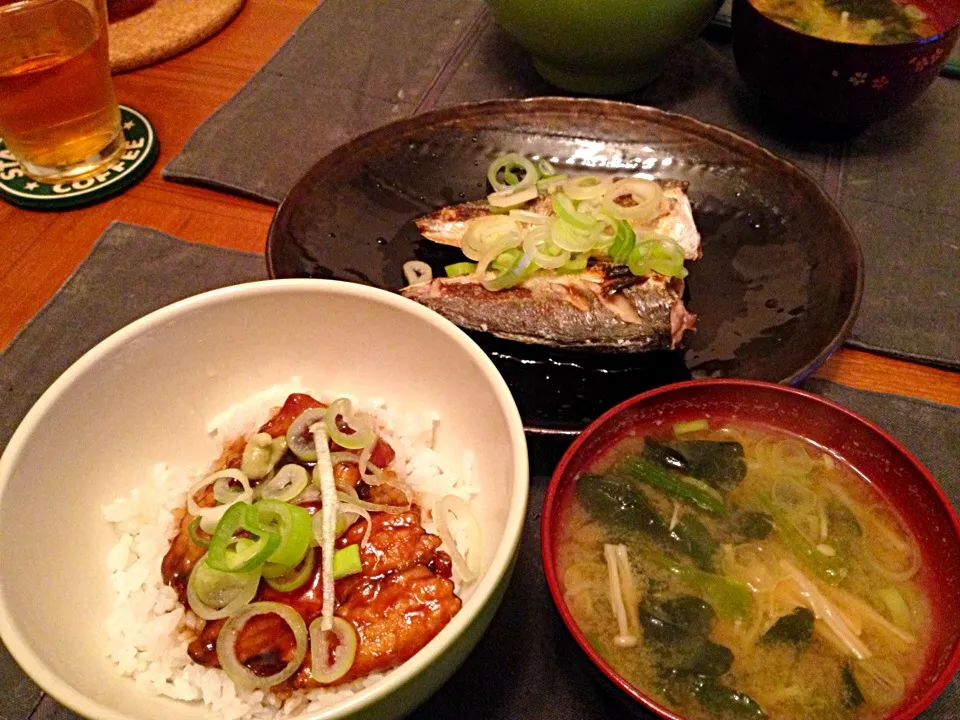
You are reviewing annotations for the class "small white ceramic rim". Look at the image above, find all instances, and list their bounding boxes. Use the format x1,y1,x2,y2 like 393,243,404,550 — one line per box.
0,278,530,720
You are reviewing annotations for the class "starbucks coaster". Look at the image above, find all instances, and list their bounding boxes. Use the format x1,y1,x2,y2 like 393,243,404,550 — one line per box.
0,104,158,211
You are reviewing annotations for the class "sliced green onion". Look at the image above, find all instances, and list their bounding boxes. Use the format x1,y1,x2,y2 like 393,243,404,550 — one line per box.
263,548,316,592
286,407,327,461
764,498,848,585
325,398,376,451
187,469,253,529
903,4,926,20
481,252,537,291
336,490,410,515
552,193,598,232
206,502,280,573
241,432,276,480
878,587,912,629
444,261,477,277
213,475,248,506
309,616,358,685
217,602,308,690
557,253,589,274
619,456,726,516
645,234,688,278
186,555,261,620
674,419,710,436
488,185,538,208
536,174,568,193
522,226,569,270
609,220,636,265
562,174,613,201
491,248,523,273
627,239,653,276
257,464,309,502
332,544,363,579
403,260,433,285
643,548,751,620
550,217,597,253
188,517,212,548
602,177,663,222
256,499,313,569
591,212,618,249
536,158,557,176
487,153,537,193
461,215,522,261
503,165,522,186
320,502,371,546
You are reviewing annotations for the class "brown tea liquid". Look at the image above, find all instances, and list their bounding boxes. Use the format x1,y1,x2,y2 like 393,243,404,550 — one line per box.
0,0,122,181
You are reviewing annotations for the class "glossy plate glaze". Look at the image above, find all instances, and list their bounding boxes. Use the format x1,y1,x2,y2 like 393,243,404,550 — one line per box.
267,98,863,434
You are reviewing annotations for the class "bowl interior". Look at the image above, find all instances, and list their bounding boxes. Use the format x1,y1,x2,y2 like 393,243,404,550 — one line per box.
542,380,960,720
742,0,960,36
0,280,527,720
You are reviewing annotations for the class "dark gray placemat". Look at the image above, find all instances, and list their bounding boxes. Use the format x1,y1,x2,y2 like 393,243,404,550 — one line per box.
162,0,487,203
162,1,960,369
836,77,960,366
0,222,266,458
0,224,957,719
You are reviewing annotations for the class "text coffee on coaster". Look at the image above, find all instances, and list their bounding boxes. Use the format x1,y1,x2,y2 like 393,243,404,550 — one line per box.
0,105,158,211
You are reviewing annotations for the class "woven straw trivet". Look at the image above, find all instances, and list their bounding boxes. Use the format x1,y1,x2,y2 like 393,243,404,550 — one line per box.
108,0,244,74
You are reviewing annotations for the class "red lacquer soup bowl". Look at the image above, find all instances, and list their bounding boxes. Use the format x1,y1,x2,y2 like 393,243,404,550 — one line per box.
541,379,960,720
732,0,960,134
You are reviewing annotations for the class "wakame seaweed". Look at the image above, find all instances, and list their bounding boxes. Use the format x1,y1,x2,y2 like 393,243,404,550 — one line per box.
842,664,865,708
734,510,774,541
642,597,733,677
643,439,747,491
576,473,666,536
760,607,815,645
669,514,718,572
577,472,720,569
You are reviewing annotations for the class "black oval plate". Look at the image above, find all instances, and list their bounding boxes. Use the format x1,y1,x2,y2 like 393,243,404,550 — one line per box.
267,98,863,435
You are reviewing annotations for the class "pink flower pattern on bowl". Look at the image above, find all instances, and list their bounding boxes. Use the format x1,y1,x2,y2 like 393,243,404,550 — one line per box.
909,48,945,73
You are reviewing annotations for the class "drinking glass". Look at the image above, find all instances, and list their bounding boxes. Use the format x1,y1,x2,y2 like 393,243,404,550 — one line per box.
0,0,124,183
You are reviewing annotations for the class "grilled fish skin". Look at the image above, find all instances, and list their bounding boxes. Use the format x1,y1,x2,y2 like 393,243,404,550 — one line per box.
415,178,702,261
400,263,697,352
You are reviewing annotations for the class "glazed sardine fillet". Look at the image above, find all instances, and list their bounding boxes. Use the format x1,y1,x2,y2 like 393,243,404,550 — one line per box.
401,175,702,352
402,263,695,351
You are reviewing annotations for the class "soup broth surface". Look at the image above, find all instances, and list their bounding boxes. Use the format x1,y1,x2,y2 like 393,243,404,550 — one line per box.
557,423,931,720
749,0,939,44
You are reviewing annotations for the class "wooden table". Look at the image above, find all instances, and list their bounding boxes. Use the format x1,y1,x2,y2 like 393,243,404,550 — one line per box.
0,0,956,408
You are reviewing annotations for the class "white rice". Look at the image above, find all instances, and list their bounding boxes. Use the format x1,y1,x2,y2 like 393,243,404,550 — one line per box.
102,383,478,719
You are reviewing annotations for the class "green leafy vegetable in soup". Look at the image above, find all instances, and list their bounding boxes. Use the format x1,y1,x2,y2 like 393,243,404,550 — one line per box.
749,0,939,44
556,424,931,720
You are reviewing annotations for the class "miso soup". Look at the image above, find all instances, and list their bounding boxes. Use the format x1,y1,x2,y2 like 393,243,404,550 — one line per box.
749,0,939,44
557,423,931,720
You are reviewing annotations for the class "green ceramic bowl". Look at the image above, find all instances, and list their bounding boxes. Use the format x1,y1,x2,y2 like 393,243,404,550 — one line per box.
485,0,724,93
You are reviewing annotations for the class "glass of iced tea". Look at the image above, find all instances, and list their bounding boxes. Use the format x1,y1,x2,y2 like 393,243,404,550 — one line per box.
0,0,124,183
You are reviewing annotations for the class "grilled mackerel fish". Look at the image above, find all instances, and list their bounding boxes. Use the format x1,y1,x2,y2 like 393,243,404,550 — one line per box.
416,178,702,262
401,170,701,352
402,263,696,351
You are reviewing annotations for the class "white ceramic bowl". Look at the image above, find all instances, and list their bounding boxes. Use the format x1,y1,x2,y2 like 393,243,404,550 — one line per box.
0,279,528,720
